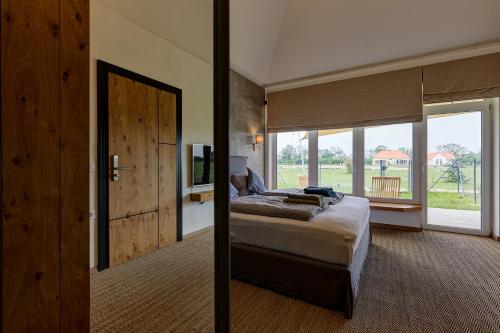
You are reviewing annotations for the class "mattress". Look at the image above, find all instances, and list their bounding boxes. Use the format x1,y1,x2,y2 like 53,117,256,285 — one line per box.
230,195,370,266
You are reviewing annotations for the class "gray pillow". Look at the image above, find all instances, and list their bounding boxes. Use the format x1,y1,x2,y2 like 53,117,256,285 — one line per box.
230,174,250,196
229,182,239,199
247,167,266,194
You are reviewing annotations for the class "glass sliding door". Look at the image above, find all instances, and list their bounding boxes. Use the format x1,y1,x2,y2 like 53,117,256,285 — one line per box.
424,101,491,235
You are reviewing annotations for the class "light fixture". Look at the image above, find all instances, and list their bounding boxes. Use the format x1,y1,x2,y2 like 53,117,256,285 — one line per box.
252,134,264,151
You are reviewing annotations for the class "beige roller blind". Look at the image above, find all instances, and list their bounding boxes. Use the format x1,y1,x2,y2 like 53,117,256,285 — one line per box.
423,52,500,103
267,67,423,132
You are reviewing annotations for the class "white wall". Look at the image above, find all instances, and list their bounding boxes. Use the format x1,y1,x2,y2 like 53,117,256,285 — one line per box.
89,0,213,267
370,210,421,229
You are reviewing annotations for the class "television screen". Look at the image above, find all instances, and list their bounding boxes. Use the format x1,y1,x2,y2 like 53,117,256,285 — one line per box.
192,144,214,186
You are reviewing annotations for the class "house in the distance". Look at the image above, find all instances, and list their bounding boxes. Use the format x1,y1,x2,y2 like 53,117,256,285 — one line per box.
427,152,455,166
373,150,410,167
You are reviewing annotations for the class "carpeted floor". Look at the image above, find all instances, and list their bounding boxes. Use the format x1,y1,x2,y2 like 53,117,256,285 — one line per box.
91,228,500,333
91,232,215,332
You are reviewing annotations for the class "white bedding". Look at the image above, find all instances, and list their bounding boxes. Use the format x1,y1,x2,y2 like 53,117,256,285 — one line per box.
230,195,370,266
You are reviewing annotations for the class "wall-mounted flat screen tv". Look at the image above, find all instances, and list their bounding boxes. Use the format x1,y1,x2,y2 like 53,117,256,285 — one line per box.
192,144,214,186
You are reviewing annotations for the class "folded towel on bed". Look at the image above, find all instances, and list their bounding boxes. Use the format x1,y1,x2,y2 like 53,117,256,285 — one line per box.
284,193,330,210
287,193,322,201
259,188,344,205
283,198,319,205
230,195,326,221
304,187,345,205
304,187,335,197
283,198,328,209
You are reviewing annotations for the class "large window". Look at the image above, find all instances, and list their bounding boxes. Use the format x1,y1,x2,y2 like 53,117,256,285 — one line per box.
318,128,353,193
364,123,413,199
276,131,308,188
273,123,416,202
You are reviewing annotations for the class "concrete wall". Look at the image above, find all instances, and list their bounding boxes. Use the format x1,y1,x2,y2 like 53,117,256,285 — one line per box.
89,0,213,267
230,70,266,175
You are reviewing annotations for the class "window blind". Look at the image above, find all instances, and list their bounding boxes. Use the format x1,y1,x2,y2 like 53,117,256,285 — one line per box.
267,67,423,132
423,52,500,103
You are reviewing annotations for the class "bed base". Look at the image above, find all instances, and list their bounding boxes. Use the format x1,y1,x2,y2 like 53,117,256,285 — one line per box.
231,226,371,319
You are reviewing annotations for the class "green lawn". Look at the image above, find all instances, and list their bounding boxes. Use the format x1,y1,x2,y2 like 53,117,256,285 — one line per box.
277,164,481,211
427,191,480,211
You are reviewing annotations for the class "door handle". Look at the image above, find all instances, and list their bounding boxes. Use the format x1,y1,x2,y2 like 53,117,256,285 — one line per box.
111,155,133,181
115,167,133,170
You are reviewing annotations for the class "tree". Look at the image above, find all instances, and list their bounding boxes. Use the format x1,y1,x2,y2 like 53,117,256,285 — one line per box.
398,147,411,157
330,146,345,164
437,143,468,157
344,159,353,174
330,147,346,158
443,161,469,185
319,147,345,165
296,147,308,165
319,148,334,164
374,145,388,153
278,145,297,164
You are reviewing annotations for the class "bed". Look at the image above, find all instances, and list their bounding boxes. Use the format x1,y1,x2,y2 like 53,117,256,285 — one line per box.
229,156,371,318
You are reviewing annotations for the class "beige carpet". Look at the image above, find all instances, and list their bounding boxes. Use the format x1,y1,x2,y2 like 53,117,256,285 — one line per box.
91,228,500,333
91,233,215,332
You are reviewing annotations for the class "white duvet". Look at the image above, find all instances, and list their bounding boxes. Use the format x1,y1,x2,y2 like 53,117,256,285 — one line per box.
230,195,370,266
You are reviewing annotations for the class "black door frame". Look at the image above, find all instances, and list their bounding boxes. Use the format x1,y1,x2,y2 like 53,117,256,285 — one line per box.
214,0,230,332
96,60,183,271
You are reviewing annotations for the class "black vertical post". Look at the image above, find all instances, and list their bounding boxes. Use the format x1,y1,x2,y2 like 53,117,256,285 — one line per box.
214,0,230,332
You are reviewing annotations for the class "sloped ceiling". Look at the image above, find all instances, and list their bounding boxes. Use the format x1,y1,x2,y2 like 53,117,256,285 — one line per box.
230,0,288,85
230,0,500,86
97,0,213,64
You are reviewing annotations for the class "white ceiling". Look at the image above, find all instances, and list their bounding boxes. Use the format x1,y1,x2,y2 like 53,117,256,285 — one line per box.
98,0,213,64
229,0,288,85
230,0,500,86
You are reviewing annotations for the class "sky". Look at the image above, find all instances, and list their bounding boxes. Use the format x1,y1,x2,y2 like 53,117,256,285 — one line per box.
428,111,481,154
277,111,482,156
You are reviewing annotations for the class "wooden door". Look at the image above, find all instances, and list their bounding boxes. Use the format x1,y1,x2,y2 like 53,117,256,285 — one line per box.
108,73,159,267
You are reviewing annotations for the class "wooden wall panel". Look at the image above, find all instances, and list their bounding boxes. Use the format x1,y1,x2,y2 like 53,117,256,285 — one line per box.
159,144,177,247
109,212,159,267
108,73,159,219
159,90,177,144
1,0,89,331
60,0,89,332
1,0,61,332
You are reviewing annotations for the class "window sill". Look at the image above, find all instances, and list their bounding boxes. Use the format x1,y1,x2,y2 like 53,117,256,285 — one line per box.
369,202,422,212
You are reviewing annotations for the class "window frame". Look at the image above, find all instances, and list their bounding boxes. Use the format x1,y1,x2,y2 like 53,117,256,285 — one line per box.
315,128,355,194
269,123,422,204
273,130,310,189
422,100,492,236
360,122,422,204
